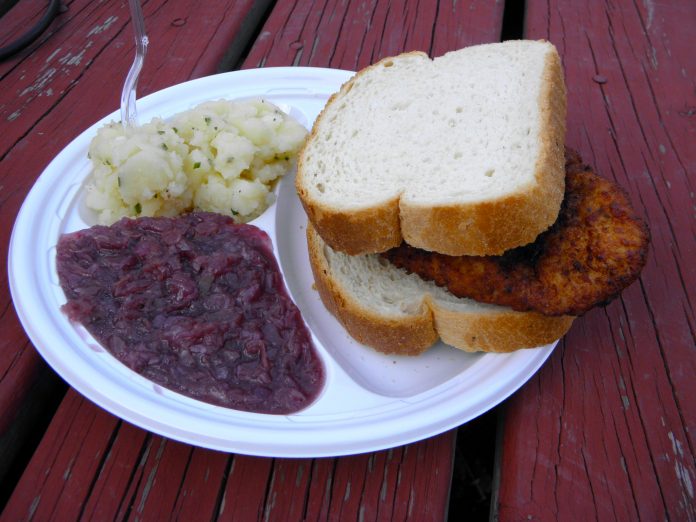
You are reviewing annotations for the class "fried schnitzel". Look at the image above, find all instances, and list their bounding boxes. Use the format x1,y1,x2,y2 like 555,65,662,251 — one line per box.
383,149,650,316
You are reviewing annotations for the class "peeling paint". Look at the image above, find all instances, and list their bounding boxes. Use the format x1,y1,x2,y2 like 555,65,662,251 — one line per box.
667,432,694,501
7,110,21,122
675,461,694,499
264,491,276,517
20,68,56,97
59,49,87,67
63,457,75,480
20,36,93,104
668,432,684,458
649,46,658,70
380,466,390,502
46,48,62,63
28,496,41,519
642,0,655,30
621,395,630,409
87,16,119,37
218,494,226,516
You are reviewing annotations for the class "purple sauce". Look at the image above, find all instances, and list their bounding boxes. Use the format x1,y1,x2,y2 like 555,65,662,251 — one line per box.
56,212,324,414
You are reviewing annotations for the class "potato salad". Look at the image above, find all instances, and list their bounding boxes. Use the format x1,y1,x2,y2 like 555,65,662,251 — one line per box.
85,99,307,224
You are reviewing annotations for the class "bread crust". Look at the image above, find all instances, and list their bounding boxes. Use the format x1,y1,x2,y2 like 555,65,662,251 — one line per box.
297,194,403,255
307,224,438,355
428,298,574,353
296,52,428,255
297,43,567,256
400,47,566,255
307,225,574,355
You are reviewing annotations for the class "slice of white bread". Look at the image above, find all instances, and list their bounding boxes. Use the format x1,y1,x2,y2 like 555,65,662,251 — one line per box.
307,225,575,355
297,40,566,256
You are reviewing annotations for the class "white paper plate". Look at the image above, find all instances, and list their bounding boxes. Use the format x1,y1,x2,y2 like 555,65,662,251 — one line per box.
8,67,555,457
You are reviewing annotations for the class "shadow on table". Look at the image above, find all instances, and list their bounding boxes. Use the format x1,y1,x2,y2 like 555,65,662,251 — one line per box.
448,409,496,520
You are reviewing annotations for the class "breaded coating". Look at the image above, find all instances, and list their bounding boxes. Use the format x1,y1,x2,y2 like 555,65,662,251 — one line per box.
383,149,650,316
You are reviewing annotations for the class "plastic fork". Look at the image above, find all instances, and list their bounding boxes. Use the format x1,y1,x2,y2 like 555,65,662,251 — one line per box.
120,0,148,127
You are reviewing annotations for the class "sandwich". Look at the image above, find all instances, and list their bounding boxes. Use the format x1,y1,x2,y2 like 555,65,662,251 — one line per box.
296,40,649,354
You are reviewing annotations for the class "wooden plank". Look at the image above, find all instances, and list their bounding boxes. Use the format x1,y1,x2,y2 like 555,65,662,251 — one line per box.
0,360,64,505
494,1,695,520
218,456,273,520
170,449,230,519
78,421,149,520
0,0,54,51
2,390,228,521
0,391,120,520
0,0,258,493
2,390,456,520
263,458,315,520
242,0,504,70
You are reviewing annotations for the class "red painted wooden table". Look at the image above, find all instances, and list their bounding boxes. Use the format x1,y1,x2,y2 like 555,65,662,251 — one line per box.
1,0,693,520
